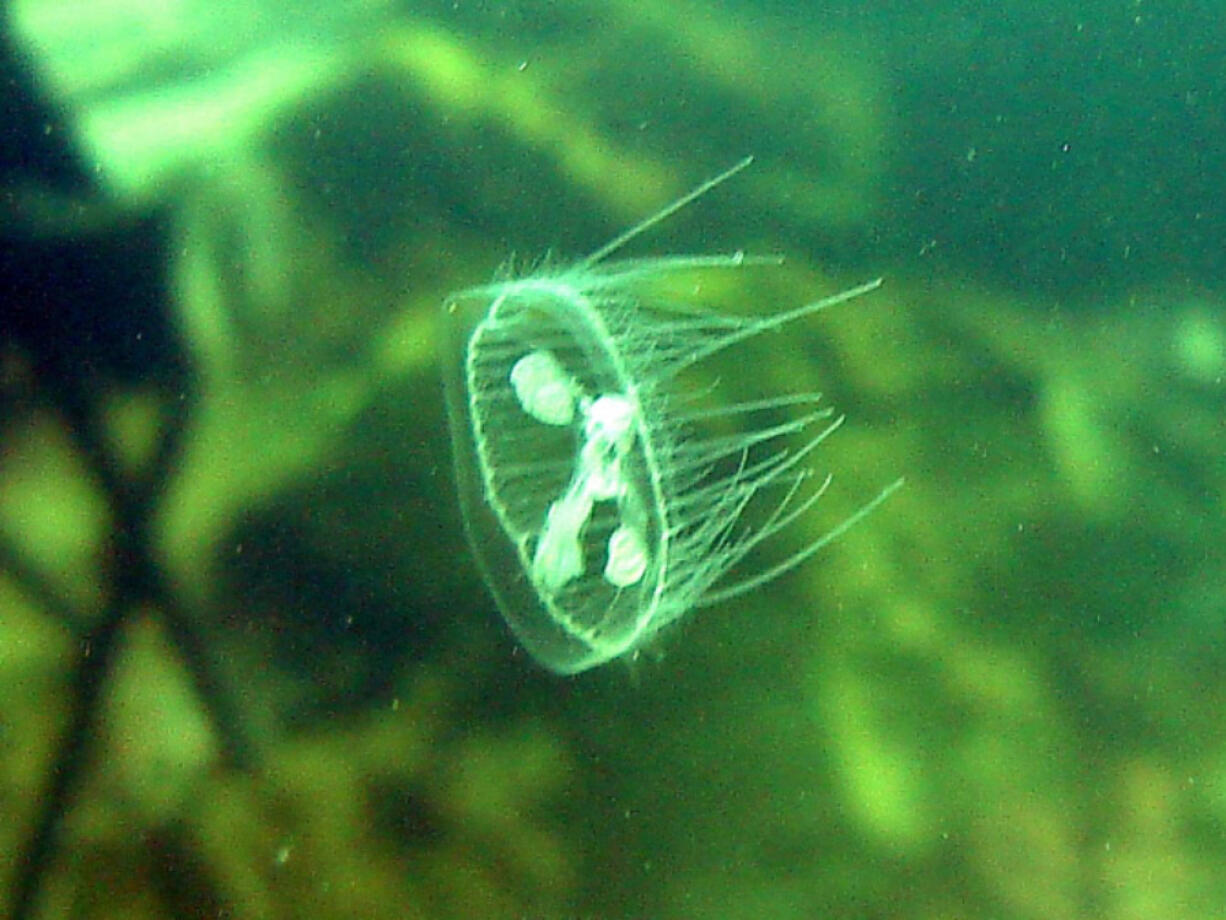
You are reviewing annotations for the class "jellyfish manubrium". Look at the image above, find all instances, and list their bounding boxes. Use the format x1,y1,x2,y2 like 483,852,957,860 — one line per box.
441,157,899,674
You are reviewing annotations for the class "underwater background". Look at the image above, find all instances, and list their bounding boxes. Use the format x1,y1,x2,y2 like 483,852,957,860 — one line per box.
1,0,1224,917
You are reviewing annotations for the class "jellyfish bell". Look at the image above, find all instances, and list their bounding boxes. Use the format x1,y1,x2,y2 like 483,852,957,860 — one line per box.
441,158,900,674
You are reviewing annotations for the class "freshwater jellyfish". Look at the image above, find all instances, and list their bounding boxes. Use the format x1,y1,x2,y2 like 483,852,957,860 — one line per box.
441,158,898,674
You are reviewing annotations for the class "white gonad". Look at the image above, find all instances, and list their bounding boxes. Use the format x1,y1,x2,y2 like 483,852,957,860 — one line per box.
441,157,901,674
